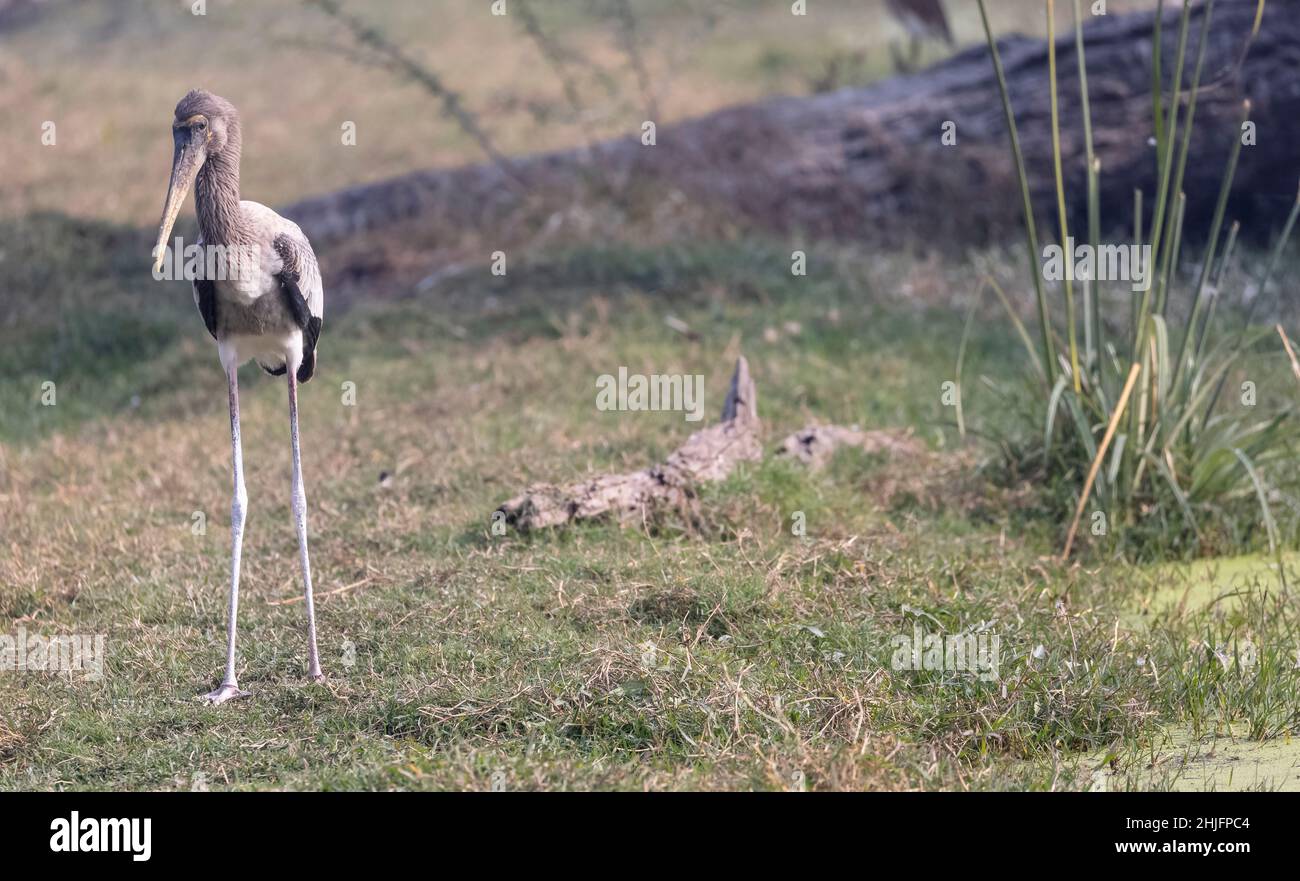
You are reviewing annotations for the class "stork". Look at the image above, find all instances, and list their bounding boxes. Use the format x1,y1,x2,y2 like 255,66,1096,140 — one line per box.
884,0,955,72
152,90,325,704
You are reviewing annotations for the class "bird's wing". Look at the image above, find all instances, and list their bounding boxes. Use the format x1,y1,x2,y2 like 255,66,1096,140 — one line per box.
271,225,323,324
270,221,324,383
193,278,219,339
239,200,324,323
191,234,218,339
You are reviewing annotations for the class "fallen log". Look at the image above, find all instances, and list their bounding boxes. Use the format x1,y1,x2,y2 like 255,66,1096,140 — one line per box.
287,0,1299,251
496,356,761,531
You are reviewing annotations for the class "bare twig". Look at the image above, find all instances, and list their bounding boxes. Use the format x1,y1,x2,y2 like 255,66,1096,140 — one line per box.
275,35,401,73
610,0,660,123
302,0,524,186
269,576,373,605
514,0,591,140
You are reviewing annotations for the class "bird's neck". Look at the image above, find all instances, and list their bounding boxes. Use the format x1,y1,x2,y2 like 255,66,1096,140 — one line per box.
195,139,243,246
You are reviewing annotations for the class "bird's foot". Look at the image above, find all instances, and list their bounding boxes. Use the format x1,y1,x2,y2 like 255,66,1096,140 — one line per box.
202,683,251,705
308,670,326,684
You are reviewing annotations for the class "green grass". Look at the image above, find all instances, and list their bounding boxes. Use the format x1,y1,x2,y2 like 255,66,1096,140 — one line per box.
3,228,1299,790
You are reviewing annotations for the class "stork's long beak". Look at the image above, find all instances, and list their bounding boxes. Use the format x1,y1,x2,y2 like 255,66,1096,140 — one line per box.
152,133,204,275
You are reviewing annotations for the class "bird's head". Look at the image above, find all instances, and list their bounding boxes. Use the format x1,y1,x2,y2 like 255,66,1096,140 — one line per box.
153,90,240,274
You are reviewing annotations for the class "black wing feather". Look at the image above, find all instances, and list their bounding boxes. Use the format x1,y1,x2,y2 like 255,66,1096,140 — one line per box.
195,278,219,340
278,270,312,328
273,234,322,383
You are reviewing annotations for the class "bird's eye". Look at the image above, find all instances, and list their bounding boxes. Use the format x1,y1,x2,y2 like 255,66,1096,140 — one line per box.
195,120,207,131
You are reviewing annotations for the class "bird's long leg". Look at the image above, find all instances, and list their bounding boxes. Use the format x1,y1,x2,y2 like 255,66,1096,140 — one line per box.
288,371,325,682
205,365,251,705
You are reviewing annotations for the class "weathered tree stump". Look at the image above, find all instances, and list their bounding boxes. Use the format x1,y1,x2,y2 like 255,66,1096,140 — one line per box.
496,357,761,531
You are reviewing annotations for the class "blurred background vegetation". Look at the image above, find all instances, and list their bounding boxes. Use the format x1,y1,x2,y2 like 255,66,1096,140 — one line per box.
0,0,1158,223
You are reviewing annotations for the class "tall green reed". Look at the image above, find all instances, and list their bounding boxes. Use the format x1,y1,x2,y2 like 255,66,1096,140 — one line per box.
975,0,1297,560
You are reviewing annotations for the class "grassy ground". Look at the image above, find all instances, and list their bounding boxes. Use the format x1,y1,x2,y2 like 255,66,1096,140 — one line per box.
3,233,1298,790
3,0,1297,792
